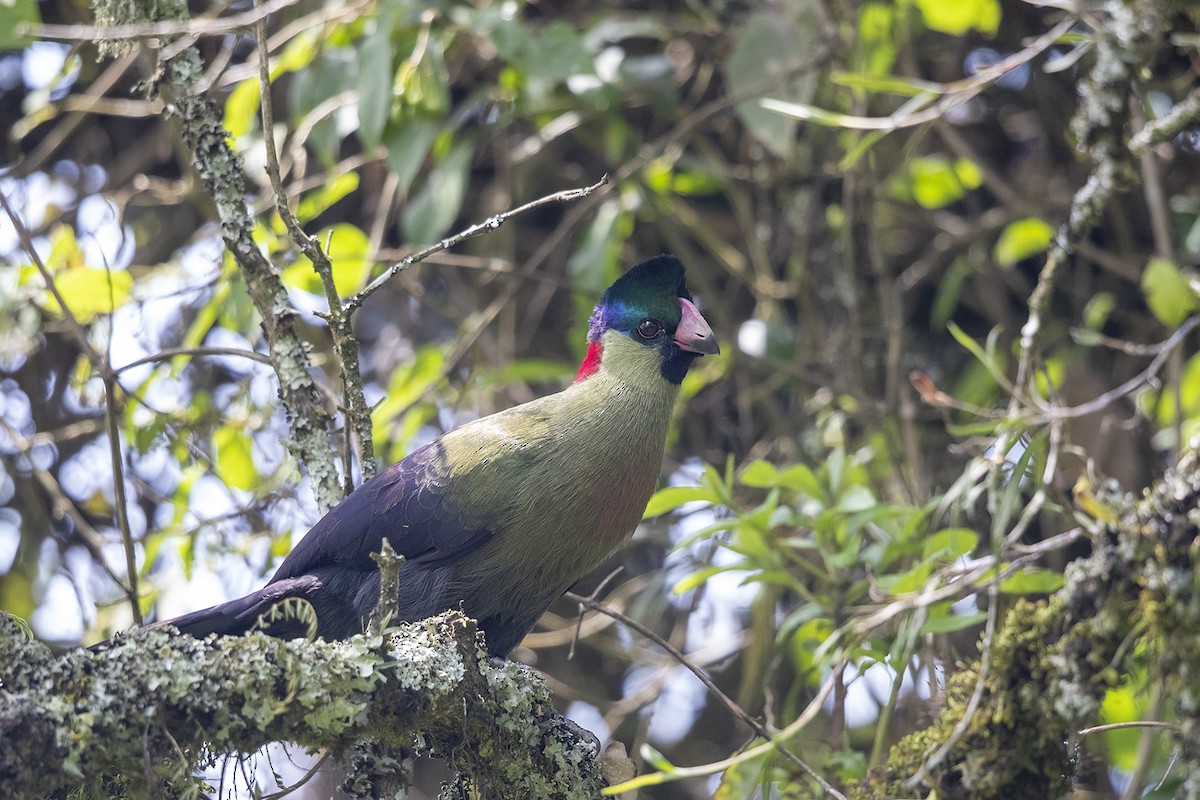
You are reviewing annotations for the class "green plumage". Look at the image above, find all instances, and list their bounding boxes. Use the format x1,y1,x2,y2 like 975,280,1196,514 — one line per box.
156,256,718,656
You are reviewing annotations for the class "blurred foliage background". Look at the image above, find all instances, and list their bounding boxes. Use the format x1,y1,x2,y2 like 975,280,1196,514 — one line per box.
2,0,1200,796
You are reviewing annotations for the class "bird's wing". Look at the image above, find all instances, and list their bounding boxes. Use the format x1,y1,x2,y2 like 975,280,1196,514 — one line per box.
267,440,495,584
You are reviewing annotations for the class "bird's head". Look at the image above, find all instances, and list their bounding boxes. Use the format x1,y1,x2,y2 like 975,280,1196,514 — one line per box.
576,255,719,385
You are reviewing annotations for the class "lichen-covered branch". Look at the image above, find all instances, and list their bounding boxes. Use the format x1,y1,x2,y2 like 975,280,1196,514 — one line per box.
92,0,343,510
157,47,342,511
854,443,1200,799
1013,0,1172,391
0,611,605,799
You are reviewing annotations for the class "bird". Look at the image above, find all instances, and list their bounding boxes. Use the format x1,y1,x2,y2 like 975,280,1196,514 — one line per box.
153,254,718,657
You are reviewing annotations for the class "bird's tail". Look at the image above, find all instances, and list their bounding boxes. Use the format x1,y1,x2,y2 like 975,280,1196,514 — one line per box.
164,592,276,638
91,579,321,650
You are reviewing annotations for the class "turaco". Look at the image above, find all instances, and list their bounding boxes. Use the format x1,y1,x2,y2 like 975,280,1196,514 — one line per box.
150,254,718,656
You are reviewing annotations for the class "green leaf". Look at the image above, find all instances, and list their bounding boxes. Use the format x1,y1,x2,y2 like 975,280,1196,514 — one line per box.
673,565,735,594
922,527,979,559
836,484,876,513
224,79,261,139
993,217,1054,267
384,120,438,196
776,464,825,499
903,155,973,209
294,173,360,223
357,11,396,150
1141,257,1200,327
402,142,473,243
288,50,355,164
999,567,1064,594
991,432,1037,536
214,426,256,490
948,322,1007,386
738,460,779,488
1100,682,1149,772
273,31,319,76
856,3,898,77
914,0,1001,36
728,9,817,157
921,609,987,634
0,0,40,49
877,562,932,594
481,358,574,385
930,256,971,329
643,486,716,518
41,267,134,323
1082,292,1116,330
29,229,134,322
954,158,983,190
519,21,590,83
1138,351,1200,428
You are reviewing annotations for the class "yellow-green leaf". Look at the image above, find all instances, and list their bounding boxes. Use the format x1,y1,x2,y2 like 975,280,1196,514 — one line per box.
954,157,983,190
893,156,979,209
224,79,261,139
50,269,134,322
998,567,1063,594
922,527,979,559
274,32,318,76
993,217,1053,267
914,0,1000,36
1141,257,1200,327
0,0,40,49
294,174,360,223
643,486,716,518
911,156,965,208
921,609,986,634
214,426,257,490
1100,682,1148,772
738,460,779,488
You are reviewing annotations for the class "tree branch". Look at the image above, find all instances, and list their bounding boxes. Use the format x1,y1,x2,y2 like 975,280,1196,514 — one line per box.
0,612,606,799
91,0,345,511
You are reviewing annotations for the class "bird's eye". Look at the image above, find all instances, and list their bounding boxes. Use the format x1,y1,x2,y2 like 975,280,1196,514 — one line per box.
636,319,664,339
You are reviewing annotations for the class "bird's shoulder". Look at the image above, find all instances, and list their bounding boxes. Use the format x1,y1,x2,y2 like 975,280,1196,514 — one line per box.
267,438,492,582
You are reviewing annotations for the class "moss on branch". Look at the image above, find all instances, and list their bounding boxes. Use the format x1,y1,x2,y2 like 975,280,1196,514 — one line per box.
0,612,605,799
856,445,1200,799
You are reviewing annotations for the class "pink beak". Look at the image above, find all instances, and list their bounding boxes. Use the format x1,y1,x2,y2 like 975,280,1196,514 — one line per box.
674,298,720,355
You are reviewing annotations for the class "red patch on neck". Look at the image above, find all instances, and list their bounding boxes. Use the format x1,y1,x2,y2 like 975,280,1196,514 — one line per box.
574,341,602,382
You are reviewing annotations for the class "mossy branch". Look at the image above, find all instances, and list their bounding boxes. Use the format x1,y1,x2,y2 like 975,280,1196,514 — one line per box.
90,0,343,510
0,611,606,799
855,443,1200,799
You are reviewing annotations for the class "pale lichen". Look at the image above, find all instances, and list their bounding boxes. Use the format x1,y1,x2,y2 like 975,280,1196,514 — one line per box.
0,612,605,799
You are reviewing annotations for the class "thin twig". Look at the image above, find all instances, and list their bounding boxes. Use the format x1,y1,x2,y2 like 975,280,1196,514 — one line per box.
25,0,302,41
346,176,611,311
0,418,132,594
1077,720,1177,737
103,374,142,624
1129,84,1200,155
260,752,332,800
564,591,848,800
606,670,839,792
115,346,274,374
1035,316,1200,422
253,0,374,484
761,18,1076,132
0,189,142,623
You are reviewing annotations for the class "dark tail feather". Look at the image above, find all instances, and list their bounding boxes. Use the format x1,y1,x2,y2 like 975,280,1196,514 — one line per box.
90,578,323,650
165,592,275,638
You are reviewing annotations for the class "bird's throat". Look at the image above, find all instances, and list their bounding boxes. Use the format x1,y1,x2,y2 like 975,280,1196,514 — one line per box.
574,341,603,382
